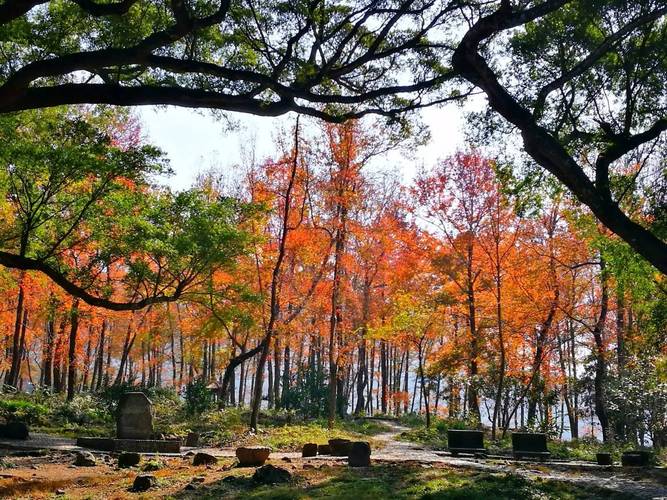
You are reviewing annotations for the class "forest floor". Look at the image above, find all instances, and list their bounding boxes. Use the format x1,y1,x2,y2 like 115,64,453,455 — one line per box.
0,421,665,499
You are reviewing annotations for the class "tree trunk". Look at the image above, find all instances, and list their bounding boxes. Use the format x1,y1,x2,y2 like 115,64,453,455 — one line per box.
81,326,93,391
273,337,281,409
66,299,80,401
6,271,26,388
491,254,505,440
42,311,56,388
380,340,388,414
250,118,300,431
93,319,107,391
418,339,430,428
593,259,610,442
403,348,410,414
281,344,290,408
52,314,69,393
465,244,481,421
327,221,345,428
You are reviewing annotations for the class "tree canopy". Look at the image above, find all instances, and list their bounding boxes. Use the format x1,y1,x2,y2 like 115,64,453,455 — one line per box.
0,107,252,310
0,0,665,273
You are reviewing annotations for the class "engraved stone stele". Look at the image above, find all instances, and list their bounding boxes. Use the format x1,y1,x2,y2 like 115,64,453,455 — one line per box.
117,392,153,440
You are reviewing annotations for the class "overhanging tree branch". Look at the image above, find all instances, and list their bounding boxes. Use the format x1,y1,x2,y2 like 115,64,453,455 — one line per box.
452,1,667,274
0,251,188,311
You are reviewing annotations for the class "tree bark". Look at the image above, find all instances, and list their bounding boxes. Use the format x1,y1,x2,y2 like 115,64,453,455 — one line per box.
250,118,300,430
66,299,80,401
451,3,667,274
593,259,610,442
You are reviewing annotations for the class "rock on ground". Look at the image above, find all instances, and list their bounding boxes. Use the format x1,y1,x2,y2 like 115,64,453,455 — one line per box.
185,432,199,447
132,474,156,492
253,464,292,484
192,452,218,466
117,452,141,468
73,451,96,467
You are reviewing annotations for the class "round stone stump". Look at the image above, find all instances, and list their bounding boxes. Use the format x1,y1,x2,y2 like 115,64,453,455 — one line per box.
236,446,270,466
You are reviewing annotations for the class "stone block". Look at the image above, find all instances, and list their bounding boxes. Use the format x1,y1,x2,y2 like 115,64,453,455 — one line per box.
236,446,270,466
348,441,371,467
117,392,152,440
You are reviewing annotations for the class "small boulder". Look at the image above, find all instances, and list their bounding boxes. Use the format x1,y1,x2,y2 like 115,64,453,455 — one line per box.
317,444,331,455
236,446,270,467
252,464,291,484
132,474,156,492
302,443,318,458
0,422,29,440
185,432,200,447
328,438,351,456
348,441,371,467
117,452,141,468
74,451,96,467
192,452,218,466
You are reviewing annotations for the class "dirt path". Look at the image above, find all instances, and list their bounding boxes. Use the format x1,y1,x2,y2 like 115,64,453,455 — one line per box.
364,420,667,500
194,420,667,498
1,425,666,499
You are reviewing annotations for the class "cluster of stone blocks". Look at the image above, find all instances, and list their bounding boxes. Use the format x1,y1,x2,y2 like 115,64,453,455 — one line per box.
301,438,371,467
447,429,653,467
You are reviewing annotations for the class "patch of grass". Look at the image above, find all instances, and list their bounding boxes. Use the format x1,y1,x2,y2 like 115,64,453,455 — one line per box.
239,423,383,451
181,464,627,500
397,416,482,450
177,409,390,450
33,423,112,438
142,459,163,471
398,413,427,428
398,426,447,449
339,418,393,436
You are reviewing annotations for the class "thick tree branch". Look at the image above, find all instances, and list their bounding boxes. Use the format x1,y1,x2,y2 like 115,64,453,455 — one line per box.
0,0,47,24
452,1,667,274
0,250,187,310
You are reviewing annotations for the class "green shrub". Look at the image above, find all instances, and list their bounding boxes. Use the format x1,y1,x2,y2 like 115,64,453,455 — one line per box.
184,380,214,416
399,413,426,428
98,384,180,415
53,394,111,426
0,399,48,425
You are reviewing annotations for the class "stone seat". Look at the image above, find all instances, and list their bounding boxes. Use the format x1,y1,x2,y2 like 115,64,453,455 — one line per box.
622,450,652,467
447,429,486,456
511,432,551,461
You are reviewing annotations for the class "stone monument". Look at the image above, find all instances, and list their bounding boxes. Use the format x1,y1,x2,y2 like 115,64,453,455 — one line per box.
77,391,180,454
117,392,153,439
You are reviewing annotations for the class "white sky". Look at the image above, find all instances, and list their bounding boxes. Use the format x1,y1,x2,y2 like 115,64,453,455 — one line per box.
138,104,468,191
